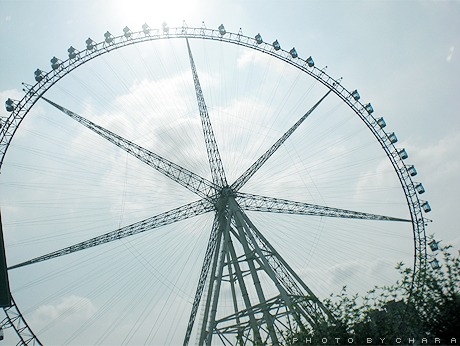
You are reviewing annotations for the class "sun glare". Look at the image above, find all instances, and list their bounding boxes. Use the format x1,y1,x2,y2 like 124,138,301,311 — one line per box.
113,0,197,28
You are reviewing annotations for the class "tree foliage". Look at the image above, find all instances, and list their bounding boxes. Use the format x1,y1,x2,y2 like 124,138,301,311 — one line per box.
289,243,460,345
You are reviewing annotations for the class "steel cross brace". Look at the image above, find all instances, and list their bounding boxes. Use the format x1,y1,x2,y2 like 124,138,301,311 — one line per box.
41,97,219,202
9,199,213,270
186,38,228,188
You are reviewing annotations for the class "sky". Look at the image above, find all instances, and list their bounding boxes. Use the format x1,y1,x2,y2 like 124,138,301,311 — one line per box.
0,0,459,345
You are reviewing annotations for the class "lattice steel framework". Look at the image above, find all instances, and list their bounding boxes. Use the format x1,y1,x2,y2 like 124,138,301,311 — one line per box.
0,297,42,346
0,22,430,345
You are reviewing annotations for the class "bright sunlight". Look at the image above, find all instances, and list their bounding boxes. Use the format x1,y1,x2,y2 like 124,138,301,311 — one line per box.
112,0,198,28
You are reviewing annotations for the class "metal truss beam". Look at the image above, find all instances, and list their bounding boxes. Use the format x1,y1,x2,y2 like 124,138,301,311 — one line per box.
1,296,42,345
41,97,219,202
231,201,334,323
186,38,228,188
231,90,331,192
199,207,264,346
8,199,213,270
231,205,279,344
0,211,11,308
213,296,295,339
184,215,220,346
192,193,334,345
236,192,411,222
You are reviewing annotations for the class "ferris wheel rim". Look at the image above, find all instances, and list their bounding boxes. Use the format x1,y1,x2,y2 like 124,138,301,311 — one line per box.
0,22,429,343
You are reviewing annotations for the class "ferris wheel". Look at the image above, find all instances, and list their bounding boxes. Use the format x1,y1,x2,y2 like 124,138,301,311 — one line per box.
0,22,431,345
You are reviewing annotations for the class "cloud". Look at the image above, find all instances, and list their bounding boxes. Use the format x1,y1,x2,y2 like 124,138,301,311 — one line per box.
409,132,460,244
414,131,460,187
327,257,401,294
293,257,399,300
237,49,265,68
447,46,454,62
31,295,97,327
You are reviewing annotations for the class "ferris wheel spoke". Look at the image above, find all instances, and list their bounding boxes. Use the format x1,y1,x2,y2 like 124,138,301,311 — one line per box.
40,96,219,201
186,38,228,188
7,199,214,270
235,192,410,222
184,214,221,345
231,89,332,192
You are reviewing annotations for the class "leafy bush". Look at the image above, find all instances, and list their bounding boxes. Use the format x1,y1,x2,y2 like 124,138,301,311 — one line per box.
289,242,460,345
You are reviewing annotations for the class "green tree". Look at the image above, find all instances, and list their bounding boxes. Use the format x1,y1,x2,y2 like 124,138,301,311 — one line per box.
289,242,460,345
